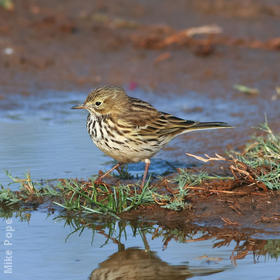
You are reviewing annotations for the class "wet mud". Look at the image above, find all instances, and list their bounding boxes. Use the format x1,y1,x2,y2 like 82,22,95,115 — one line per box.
0,0,280,94
121,187,280,231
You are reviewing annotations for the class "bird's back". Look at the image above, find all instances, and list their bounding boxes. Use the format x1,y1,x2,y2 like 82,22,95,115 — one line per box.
121,96,230,143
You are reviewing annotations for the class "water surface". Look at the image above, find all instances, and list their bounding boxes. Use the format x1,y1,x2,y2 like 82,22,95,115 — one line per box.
1,211,280,279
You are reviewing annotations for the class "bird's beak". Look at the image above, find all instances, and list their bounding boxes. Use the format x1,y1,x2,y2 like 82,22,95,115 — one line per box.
71,104,87,110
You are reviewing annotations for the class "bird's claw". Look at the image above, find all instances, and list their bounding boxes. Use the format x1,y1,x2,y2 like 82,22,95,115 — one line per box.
94,178,109,188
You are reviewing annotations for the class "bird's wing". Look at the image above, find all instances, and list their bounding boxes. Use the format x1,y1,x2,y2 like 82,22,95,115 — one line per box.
117,105,198,141
138,112,198,137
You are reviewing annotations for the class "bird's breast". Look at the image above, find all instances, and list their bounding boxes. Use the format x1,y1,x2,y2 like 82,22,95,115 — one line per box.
86,114,161,163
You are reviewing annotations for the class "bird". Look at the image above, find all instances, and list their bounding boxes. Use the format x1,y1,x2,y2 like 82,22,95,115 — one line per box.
72,86,232,188
89,247,223,279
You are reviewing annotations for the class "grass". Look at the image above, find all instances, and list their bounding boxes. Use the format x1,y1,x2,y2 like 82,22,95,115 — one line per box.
0,186,21,206
229,122,280,190
0,122,280,218
0,170,199,217
57,216,155,250
53,177,154,219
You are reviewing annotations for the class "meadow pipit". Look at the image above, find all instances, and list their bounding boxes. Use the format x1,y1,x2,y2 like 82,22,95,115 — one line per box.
72,86,231,188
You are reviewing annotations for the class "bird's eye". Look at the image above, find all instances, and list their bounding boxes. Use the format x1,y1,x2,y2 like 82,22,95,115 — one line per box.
95,101,102,106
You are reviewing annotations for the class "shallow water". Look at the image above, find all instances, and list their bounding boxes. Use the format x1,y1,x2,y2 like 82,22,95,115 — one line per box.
1,89,280,279
1,89,279,186
0,211,280,279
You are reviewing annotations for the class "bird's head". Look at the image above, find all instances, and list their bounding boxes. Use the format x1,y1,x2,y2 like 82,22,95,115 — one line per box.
72,86,129,116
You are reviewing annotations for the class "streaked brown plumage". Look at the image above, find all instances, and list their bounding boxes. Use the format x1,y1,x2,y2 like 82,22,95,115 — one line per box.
72,86,232,188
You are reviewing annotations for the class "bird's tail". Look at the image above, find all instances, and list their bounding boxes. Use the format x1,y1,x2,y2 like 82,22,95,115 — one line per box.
161,118,232,141
156,113,232,140
191,121,232,131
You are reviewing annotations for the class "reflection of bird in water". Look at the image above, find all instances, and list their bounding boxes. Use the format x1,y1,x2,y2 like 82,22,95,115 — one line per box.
90,248,223,280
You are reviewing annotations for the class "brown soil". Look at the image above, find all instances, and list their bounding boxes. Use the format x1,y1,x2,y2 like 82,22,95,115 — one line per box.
77,159,280,232
118,178,280,232
1,0,280,231
1,0,280,94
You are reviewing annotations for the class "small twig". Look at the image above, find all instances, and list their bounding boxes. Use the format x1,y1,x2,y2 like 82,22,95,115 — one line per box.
228,204,243,215
186,153,227,162
185,24,223,37
184,185,266,196
184,235,211,243
98,230,125,248
154,52,171,64
221,217,240,226
185,185,247,194
152,193,168,205
234,84,259,95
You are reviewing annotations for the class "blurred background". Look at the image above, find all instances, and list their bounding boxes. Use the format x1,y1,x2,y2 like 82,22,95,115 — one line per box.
0,0,280,93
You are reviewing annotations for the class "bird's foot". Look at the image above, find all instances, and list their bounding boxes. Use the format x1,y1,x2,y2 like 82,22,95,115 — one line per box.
94,178,108,187
93,178,112,193
93,170,108,187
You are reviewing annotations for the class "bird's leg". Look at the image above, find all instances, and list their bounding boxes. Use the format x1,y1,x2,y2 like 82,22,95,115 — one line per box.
140,159,150,189
140,229,151,253
116,165,124,176
95,163,121,185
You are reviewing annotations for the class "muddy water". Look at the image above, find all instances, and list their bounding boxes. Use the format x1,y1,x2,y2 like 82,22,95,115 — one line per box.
1,89,280,279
